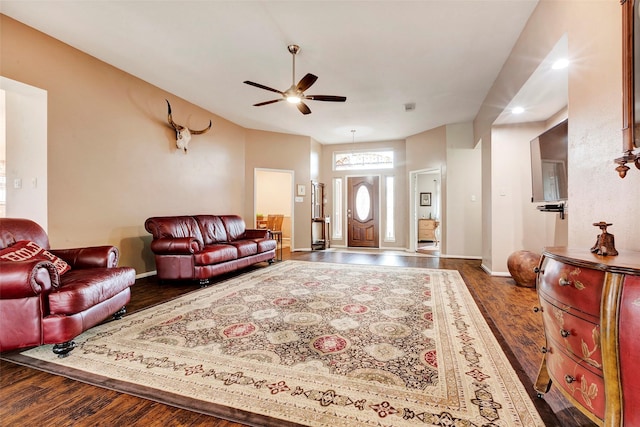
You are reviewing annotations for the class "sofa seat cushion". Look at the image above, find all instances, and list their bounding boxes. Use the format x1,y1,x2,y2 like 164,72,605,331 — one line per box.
256,238,277,253
228,240,258,258
194,244,237,265
49,267,135,315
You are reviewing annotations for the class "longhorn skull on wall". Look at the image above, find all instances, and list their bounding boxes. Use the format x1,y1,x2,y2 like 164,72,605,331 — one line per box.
166,99,212,153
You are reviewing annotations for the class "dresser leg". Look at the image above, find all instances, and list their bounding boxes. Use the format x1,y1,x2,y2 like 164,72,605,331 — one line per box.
534,357,552,397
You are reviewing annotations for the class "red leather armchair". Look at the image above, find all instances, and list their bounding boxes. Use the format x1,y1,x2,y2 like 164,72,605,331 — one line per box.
0,218,136,357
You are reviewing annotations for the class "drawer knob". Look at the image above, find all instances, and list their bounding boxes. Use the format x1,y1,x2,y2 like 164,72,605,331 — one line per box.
564,375,576,384
533,307,541,313
560,329,570,338
534,267,541,274
541,347,549,354
558,278,571,286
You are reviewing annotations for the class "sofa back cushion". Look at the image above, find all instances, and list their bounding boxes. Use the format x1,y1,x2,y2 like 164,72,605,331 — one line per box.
219,215,246,241
144,216,204,246
194,215,229,245
0,218,50,250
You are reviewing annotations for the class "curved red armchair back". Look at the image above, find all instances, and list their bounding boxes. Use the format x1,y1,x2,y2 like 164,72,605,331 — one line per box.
0,218,135,356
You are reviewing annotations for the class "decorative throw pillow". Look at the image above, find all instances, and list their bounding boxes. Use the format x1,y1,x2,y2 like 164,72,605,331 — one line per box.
0,240,71,275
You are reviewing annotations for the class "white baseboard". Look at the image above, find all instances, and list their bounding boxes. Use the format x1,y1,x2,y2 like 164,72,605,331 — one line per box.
440,254,482,260
136,270,157,279
480,263,511,277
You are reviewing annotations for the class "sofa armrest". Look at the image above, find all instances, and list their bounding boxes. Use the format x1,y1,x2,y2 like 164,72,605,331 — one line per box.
50,246,120,269
150,237,202,255
0,260,59,298
244,229,270,239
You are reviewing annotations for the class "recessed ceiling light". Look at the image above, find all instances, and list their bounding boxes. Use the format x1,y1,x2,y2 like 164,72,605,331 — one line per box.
512,106,525,114
552,58,569,70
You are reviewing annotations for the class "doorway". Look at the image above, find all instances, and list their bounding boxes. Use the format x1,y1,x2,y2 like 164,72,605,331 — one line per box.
347,176,379,247
409,168,442,254
0,77,48,229
254,169,294,251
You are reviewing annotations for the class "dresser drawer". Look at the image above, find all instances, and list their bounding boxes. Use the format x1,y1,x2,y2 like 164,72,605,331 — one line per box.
418,220,438,241
537,256,605,316
539,296,602,369
546,346,605,422
418,220,438,230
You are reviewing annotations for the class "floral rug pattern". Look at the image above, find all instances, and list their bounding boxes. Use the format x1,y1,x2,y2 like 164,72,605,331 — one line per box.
22,261,543,426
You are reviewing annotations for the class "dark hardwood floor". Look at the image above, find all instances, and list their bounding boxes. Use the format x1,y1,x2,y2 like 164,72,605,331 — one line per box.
0,249,595,426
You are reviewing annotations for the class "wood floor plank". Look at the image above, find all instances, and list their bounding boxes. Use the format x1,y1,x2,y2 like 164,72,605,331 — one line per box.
0,250,595,426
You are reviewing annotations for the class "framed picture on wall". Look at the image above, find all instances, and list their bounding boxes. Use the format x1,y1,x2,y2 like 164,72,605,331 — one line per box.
420,192,432,206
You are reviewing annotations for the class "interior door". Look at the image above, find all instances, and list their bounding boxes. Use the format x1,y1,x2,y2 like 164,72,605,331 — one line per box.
347,176,379,247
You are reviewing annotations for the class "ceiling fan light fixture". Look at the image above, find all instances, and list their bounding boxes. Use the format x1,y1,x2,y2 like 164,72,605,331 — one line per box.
244,43,346,115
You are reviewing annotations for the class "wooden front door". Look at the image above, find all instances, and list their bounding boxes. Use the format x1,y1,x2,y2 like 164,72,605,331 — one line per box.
347,176,379,247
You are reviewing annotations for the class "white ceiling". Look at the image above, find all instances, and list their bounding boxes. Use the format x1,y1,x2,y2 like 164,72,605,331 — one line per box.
1,0,556,144
494,34,568,125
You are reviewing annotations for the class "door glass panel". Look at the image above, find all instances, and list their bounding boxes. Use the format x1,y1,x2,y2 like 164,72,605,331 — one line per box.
355,185,370,220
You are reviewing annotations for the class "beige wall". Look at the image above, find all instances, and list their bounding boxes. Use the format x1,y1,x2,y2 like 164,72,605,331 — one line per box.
1,15,248,274
1,13,480,272
445,122,482,258
405,123,484,258
244,129,312,250
5,2,635,278
476,1,639,273
490,123,567,274
406,126,447,251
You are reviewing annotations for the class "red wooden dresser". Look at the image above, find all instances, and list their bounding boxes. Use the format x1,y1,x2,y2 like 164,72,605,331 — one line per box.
534,247,640,427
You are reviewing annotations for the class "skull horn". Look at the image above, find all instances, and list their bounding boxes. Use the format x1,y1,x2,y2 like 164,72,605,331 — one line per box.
189,120,212,135
166,99,183,131
165,99,212,134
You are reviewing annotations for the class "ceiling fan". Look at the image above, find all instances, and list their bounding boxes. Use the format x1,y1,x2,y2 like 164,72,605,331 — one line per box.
244,44,347,115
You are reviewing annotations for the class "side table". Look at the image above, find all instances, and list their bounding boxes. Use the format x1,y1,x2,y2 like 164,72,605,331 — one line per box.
270,230,283,261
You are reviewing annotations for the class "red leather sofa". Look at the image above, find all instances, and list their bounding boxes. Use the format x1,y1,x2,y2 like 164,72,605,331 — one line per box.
0,218,136,357
145,215,276,285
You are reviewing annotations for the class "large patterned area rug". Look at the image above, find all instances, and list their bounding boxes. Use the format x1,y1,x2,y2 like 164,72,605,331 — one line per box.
15,261,543,426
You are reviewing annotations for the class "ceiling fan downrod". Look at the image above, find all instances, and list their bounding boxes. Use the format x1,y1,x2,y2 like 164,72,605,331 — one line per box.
288,44,300,87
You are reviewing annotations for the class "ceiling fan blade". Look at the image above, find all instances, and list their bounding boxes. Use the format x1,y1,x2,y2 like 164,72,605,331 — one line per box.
244,81,284,95
297,102,312,115
296,73,318,92
253,99,284,107
305,95,347,102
